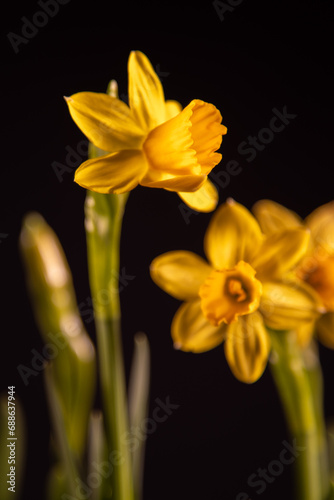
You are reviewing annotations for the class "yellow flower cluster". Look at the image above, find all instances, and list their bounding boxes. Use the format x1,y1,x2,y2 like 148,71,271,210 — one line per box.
150,199,324,383
66,51,333,384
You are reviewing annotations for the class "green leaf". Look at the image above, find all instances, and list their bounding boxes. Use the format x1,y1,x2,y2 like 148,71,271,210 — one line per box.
20,214,96,459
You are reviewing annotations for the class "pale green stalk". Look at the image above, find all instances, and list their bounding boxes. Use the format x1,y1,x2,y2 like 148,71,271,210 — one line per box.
84,158,134,500
44,365,79,498
81,78,134,499
87,411,109,500
128,333,150,500
302,341,330,498
269,329,330,500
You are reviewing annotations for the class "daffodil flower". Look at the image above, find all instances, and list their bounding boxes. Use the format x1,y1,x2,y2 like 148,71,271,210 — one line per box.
65,51,227,212
253,199,334,348
150,199,320,383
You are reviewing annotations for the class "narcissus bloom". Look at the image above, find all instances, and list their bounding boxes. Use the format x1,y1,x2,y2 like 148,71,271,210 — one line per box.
65,51,227,212
150,199,320,383
253,199,334,348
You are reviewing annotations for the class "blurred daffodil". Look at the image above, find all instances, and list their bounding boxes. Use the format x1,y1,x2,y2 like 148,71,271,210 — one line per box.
150,199,320,383
65,51,227,212
253,199,334,348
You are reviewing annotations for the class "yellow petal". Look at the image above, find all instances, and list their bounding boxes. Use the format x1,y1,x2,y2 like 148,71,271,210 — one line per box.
295,320,316,348
306,201,334,252
224,311,270,383
165,100,182,120
260,281,322,331
74,150,148,194
316,312,334,349
252,199,302,235
171,300,226,353
150,251,212,301
204,199,263,270
65,92,144,152
128,51,166,131
252,228,310,281
177,178,218,213
141,171,206,192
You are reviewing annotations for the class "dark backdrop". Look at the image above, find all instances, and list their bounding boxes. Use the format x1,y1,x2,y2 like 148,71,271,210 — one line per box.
1,1,334,499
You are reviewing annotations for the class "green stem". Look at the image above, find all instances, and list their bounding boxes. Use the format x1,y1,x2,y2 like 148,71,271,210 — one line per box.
128,333,150,500
44,365,79,498
302,342,330,499
95,315,133,495
269,330,330,500
85,185,134,500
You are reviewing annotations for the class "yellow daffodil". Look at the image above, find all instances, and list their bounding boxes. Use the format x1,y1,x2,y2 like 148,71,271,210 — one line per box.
253,199,334,348
65,51,227,212
150,199,320,383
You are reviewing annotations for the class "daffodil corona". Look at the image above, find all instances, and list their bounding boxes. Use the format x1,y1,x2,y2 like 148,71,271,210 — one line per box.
199,261,262,325
65,51,227,212
150,199,320,383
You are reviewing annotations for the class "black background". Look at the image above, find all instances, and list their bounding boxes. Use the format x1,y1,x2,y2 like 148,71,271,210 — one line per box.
1,1,334,499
